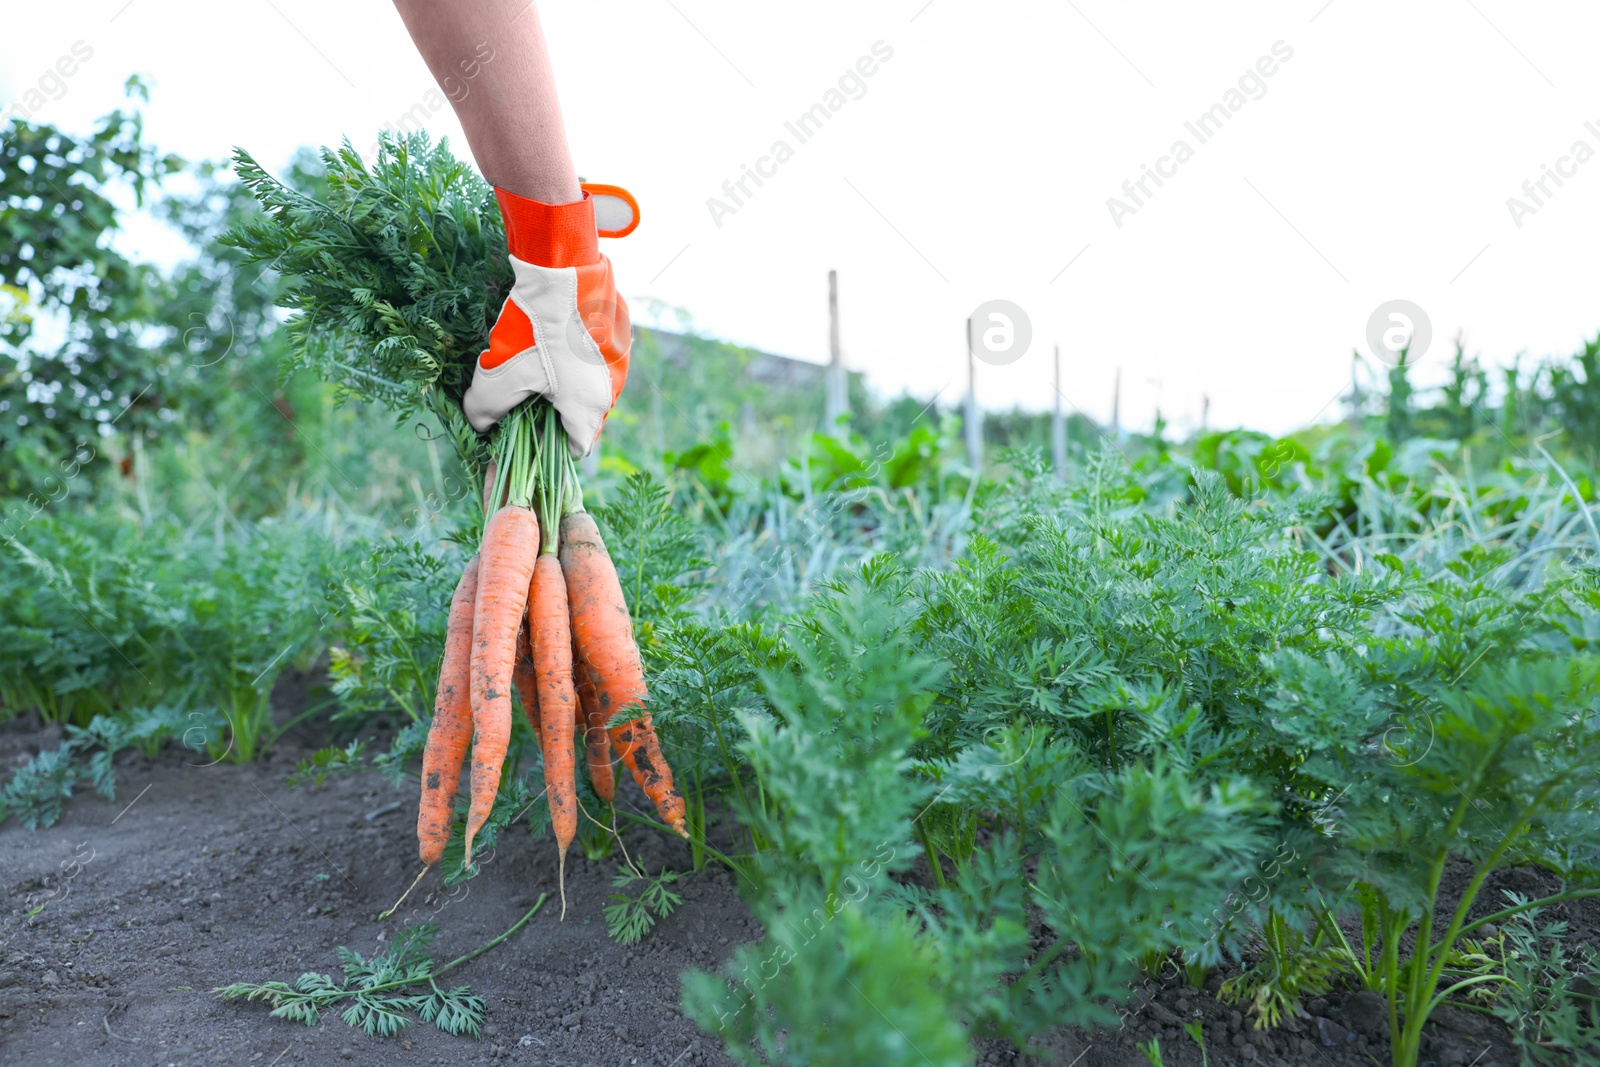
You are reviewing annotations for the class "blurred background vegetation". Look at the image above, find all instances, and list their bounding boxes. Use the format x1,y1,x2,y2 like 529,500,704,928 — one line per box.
3,90,1597,751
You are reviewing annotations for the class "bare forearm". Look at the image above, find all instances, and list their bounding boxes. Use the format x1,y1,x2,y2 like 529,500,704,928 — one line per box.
391,0,580,204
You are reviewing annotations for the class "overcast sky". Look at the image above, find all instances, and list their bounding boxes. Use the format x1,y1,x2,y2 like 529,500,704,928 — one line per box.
5,1,1598,436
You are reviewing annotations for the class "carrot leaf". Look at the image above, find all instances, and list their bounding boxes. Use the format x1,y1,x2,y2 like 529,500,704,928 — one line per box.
604,868,683,946
215,900,544,1039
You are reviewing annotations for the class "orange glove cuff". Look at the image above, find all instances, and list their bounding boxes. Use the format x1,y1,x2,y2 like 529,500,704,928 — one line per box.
494,187,599,269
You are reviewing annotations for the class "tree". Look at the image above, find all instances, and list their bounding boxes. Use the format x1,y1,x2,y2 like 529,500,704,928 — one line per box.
0,78,183,494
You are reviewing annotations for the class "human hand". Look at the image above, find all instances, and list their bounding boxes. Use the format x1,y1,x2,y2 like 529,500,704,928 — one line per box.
462,184,639,456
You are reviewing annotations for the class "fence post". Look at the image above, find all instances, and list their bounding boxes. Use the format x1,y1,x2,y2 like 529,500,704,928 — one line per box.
1051,341,1066,481
965,316,982,472
825,269,848,437
1110,365,1122,440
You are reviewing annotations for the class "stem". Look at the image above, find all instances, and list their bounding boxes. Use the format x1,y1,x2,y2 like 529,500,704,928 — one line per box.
1454,888,1600,941
916,817,947,890
705,689,754,829
610,805,752,885
689,765,707,871
1401,776,1570,1063
533,403,568,553
437,895,547,977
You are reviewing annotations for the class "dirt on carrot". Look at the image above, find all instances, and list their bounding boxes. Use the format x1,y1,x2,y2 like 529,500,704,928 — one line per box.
531,552,579,915
465,505,540,864
559,511,686,836
418,554,480,867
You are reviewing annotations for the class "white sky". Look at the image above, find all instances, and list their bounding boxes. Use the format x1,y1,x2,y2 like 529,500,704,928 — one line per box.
4,0,1598,436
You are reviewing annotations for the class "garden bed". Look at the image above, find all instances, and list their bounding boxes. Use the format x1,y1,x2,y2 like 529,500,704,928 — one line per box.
0,718,745,1067
6,715,1591,1067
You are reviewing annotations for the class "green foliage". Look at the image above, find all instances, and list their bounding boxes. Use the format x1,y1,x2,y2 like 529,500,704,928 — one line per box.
1488,893,1600,1064
682,575,960,1064
1007,754,1271,1035
327,539,458,723
605,868,683,946
10,105,1600,1067
0,510,342,756
215,910,553,1039
592,470,706,633
1,82,187,496
226,132,499,477
1545,336,1600,464
1,708,181,828
665,421,738,516
735,567,938,898
1218,908,1345,1028
684,895,973,1067
1279,650,1600,1064
1191,429,1313,495
287,739,369,788
1138,1037,1167,1067
671,449,1600,1067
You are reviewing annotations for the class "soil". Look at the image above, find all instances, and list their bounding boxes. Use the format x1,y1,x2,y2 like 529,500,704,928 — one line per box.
1,722,747,1067
3,713,1595,1067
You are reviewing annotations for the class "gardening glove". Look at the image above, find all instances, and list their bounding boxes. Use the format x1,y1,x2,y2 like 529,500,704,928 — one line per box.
462,183,639,456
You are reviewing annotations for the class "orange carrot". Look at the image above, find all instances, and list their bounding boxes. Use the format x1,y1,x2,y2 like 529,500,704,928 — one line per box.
464,504,539,864
530,552,578,914
559,511,686,836
418,554,479,867
511,623,541,733
482,458,499,515
574,651,615,804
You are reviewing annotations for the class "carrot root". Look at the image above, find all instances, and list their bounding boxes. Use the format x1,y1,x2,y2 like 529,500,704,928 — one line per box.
465,506,540,866
560,511,687,835
418,554,480,867
531,553,578,869
379,863,431,921
575,653,615,804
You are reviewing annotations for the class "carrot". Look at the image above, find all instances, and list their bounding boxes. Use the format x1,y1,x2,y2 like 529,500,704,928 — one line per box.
511,623,541,733
464,504,540,864
530,552,578,915
559,511,686,836
417,554,480,867
482,458,499,514
574,651,615,804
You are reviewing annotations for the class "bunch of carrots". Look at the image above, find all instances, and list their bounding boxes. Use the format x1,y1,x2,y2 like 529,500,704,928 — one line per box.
227,137,683,912
417,403,685,912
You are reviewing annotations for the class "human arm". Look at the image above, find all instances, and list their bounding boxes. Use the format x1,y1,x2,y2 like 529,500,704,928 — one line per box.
390,0,580,204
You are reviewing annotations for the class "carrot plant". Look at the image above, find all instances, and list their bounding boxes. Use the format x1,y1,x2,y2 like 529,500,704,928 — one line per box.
671,455,1600,1066
328,540,460,724
1,708,183,828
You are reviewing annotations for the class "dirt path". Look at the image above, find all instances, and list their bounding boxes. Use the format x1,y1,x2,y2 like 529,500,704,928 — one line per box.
3,722,1584,1067
1,739,749,1067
